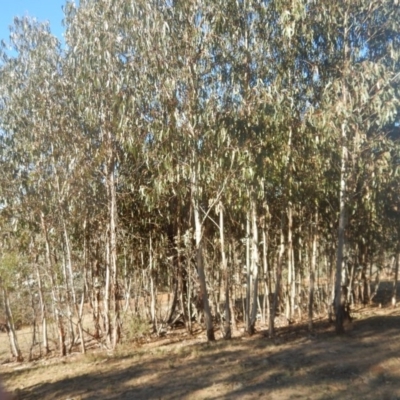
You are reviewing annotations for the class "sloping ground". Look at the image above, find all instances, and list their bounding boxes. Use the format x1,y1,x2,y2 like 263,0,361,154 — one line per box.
1,306,400,400
1,280,400,400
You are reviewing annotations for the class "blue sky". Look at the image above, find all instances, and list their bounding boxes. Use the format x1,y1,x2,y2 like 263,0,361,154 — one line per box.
0,1,69,44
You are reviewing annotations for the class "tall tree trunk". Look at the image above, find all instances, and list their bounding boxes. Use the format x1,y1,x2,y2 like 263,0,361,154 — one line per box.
335,10,350,335
218,203,231,339
392,247,399,307
228,241,237,332
103,134,120,349
61,250,75,352
93,257,102,339
191,168,215,341
308,210,318,332
35,261,49,355
270,221,285,337
287,202,294,322
249,198,260,335
262,219,271,328
245,212,251,332
334,121,348,334
109,152,120,349
103,229,112,347
149,235,157,332
61,216,86,353
286,125,294,323
1,282,23,361
41,212,66,356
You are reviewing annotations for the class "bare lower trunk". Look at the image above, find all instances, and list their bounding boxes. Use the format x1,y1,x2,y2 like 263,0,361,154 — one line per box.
92,245,102,339
109,152,120,349
61,252,75,352
270,222,285,338
308,211,318,332
335,122,348,334
249,199,259,335
1,284,23,361
149,236,157,332
219,204,231,339
287,202,294,322
245,212,251,333
192,169,214,341
35,262,49,355
103,230,112,347
262,223,271,329
62,217,86,353
41,212,66,356
392,251,399,307
102,136,120,349
229,242,237,332
335,13,350,334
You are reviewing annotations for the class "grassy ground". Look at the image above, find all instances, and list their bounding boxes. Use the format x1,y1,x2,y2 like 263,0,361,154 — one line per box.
1,284,400,399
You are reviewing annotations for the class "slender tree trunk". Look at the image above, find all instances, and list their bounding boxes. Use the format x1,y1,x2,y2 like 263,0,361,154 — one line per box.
296,232,303,321
61,251,75,351
61,217,86,353
35,262,49,355
219,203,231,339
1,282,23,361
369,253,380,304
93,258,102,339
166,222,179,324
28,295,37,361
102,133,120,349
103,229,112,347
149,235,157,332
262,220,270,329
228,241,237,331
286,203,295,322
392,248,399,307
335,10,351,334
308,211,318,332
245,212,251,333
109,151,120,349
335,121,348,334
191,168,215,341
270,221,285,337
41,212,66,356
249,199,260,335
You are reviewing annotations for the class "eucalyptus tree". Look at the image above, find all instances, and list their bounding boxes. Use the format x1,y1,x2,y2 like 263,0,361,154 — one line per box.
207,0,283,335
379,143,400,306
63,0,165,348
133,0,239,341
0,16,76,354
304,0,400,332
223,0,320,334
0,236,24,361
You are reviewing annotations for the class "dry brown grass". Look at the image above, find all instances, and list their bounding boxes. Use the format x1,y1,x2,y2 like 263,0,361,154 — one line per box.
1,286,400,399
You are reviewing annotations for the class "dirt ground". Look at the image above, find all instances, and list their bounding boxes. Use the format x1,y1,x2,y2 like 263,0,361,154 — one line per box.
1,282,400,400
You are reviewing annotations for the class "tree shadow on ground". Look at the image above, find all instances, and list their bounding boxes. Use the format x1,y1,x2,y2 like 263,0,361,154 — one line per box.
2,310,400,400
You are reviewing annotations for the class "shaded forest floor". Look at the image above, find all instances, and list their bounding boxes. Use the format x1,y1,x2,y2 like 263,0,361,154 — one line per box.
1,281,400,399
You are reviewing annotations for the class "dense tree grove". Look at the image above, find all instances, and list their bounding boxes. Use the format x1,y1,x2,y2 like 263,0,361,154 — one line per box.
0,0,399,357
